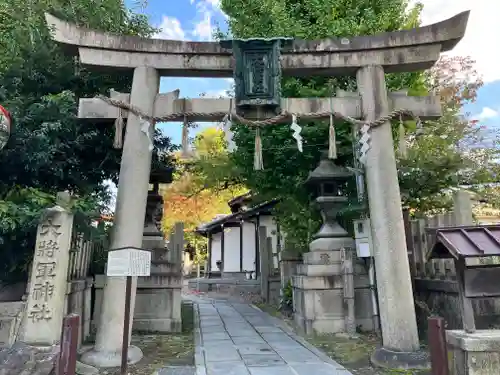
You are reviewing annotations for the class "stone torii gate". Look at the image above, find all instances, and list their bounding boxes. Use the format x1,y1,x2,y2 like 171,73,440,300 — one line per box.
45,11,469,368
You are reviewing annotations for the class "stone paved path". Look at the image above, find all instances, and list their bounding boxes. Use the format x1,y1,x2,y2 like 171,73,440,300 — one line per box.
193,297,353,375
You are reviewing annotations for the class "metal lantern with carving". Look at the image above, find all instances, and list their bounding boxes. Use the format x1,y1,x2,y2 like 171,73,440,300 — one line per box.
220,38,293,116
0,105,11,150
304,151,354,239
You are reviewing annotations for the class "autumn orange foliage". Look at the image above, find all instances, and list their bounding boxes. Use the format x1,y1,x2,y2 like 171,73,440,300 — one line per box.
163,185,243,239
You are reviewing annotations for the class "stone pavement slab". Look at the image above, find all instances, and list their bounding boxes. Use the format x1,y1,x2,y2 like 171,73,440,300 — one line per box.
203,332,231,342
205,362,249,375
190,297,353,375
234,343,273,355
247,365,295,375
157,366,196,375
241,353,284,366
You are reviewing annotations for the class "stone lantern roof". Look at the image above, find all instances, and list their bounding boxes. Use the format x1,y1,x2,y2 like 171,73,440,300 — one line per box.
304,152,353,187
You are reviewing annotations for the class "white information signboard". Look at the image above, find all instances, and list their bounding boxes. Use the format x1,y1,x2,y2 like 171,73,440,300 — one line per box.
106,247,151,277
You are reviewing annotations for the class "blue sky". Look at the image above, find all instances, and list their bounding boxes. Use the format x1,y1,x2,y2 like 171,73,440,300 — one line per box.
122,0,500,146
125,0,233,144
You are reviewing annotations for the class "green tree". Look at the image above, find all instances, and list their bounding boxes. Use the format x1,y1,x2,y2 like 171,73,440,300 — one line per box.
399,56,500,214
218,0,426,249
193,127,227,157
0,0,175,282
212,0,500,249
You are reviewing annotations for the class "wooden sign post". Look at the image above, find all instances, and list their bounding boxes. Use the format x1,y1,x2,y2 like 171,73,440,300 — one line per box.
107,247,152,375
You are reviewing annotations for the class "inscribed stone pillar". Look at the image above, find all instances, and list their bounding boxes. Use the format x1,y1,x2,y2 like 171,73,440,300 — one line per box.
80,66,159,367
356,66,420,352
21,193,74,346
453,190,473,226
169,222,184,268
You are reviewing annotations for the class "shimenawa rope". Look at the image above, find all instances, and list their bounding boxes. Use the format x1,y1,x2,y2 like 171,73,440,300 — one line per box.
96,95,421,169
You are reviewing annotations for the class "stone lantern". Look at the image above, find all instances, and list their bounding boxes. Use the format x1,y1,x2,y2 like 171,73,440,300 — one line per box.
0,105,11,150
220,38,293,117
143,167,173,247
292,151,362,335
133,166,182,335
304,151,354,246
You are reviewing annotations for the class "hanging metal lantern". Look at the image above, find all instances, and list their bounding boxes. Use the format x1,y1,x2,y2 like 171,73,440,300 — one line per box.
0,105,11,150
220,38,293,116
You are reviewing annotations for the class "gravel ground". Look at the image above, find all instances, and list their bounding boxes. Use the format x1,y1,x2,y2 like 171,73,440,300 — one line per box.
96,303,195,375
306,333,429,375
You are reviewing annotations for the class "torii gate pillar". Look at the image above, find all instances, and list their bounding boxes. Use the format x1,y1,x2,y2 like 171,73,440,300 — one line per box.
357,66,420,361
81,66,159,367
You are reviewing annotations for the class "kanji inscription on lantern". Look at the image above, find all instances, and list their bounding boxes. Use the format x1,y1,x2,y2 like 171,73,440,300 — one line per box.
220,38,293,111
245,52,268,97
320,253,331,265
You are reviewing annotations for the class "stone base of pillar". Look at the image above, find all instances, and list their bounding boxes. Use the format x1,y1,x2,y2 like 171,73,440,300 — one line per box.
291,249,376,335
370,347,430,371
80,345,143,368
446,329,500,375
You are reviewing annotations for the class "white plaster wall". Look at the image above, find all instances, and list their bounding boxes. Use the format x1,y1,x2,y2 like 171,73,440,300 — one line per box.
242,222,256,272
223,227,241,272
211,232,222,271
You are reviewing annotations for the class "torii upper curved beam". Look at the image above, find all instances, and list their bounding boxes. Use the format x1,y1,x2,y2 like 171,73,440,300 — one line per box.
45,12,469,77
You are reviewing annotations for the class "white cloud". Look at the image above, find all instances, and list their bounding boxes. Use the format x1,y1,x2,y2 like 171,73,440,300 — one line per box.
154,16,186,40
154,1,221,42
196,0,225,17
189,0,228,41
414,1,500,83
192,11,213,41
476,107,499,120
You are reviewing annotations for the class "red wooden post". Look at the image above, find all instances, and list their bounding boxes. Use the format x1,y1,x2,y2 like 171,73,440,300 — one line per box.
428,316,450,375
57,314,80,375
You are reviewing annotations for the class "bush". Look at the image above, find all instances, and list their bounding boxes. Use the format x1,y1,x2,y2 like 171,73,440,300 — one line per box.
279,280,293,315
